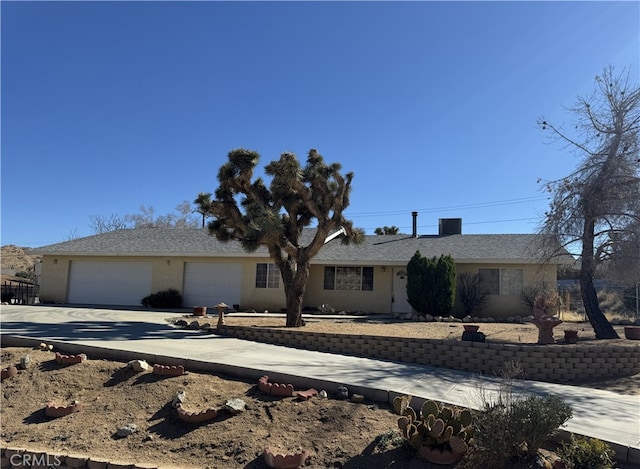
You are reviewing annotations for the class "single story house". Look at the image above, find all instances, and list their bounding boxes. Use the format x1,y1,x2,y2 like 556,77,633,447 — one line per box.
30,219,564,318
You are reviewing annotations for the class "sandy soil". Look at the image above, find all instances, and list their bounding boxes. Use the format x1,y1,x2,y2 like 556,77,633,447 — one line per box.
1,346,423,469
1,318,638,468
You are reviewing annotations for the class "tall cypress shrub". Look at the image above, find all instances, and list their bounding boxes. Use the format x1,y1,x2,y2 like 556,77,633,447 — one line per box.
406,251,456,316
407,251,428,314
434,254,456,316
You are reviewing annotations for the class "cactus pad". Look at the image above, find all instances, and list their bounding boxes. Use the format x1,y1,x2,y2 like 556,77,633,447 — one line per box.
397,416,410,431
430,418,445,437
449,435,469,454
442,425,454,441
458,408,473,427
403,406,417,422
393,394,412,415
421,399,440,418
396,398,474,456
439,406,453,422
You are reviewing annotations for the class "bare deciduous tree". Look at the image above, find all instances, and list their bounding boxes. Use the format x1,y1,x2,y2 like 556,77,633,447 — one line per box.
90,202,199,233
602,219,640,287
205,148,364,327
89,213,128,234
457,272,489,316
538,66,640,339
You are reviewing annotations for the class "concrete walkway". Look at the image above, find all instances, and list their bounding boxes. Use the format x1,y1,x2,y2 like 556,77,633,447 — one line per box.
1,304,638,464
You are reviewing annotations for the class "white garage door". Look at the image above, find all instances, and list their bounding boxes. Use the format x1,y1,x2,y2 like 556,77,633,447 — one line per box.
67,261,152,306
183,262,242,308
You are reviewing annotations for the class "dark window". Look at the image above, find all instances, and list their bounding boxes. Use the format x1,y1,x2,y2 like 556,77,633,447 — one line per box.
478,268,523,295
323,266,374,291
256,263,279,288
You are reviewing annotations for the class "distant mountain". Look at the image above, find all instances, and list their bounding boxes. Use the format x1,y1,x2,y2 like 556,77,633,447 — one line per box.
1,245,42,275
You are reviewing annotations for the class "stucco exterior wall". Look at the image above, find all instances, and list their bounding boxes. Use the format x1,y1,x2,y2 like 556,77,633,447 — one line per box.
454,263,557,318
38,255,557,318
303,265,392,313
38,256,71,303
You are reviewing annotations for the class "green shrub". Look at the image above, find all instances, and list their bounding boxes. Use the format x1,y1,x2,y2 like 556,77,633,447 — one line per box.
406,251,456,316
434,254,456,316
461,394,572,468
141,288,183,308
558,436,615,469
407,251,430,314
509,394,573,457
15,269,36,280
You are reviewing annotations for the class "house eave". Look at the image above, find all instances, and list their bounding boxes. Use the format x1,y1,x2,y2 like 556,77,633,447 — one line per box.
37,251,270,258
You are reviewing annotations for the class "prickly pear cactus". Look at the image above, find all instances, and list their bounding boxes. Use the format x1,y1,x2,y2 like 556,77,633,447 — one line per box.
395,396,474,455
393,394,412,415
421,399,439,418
403,406,417,422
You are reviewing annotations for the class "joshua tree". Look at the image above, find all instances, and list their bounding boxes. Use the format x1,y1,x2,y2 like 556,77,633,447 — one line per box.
204,148,363,327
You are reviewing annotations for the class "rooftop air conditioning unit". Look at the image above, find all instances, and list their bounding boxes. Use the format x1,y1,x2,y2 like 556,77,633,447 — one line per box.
439,218,462,236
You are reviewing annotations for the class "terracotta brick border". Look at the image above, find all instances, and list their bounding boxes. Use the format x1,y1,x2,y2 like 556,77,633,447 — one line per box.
175,405,218,424
45,399,83,418
263,447,310,468
218,325,640,384
258,375,295,397
152,364,184,376
55,352,87,365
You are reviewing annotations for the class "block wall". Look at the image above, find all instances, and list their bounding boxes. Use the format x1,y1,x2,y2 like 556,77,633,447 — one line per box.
218,325,640,384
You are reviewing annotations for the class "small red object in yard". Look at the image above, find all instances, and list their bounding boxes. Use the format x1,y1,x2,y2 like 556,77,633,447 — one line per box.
263,447,310,469
564,330,579,344
176,405,218,423
258,375,295,397
55,352,87,365
296,389,318,400
418,445,463,465
152,364,185,376
624,326,640,340
45,400,83,418
193,306,207,316
463,325,480,333
1,366,18,380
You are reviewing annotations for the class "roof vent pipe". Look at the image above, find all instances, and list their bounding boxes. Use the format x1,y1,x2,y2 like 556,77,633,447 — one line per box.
412,211,418,238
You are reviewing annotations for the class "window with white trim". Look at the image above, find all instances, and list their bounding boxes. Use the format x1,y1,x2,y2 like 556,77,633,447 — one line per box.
323,266,374,291
478,268,523,296
256,263,280,288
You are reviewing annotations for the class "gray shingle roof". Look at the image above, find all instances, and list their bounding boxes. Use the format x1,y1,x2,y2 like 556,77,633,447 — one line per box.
31,228,557,265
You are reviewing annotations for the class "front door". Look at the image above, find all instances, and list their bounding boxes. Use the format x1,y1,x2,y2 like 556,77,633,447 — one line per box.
392,268,412,313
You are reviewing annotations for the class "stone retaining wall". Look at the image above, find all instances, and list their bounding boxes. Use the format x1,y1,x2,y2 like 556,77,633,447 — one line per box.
218,325,640,384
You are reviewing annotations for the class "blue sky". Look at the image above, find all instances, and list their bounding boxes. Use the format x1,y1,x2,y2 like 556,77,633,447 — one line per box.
2,1,639,247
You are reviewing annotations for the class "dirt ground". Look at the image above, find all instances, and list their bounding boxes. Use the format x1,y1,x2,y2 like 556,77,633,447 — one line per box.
1,317,638,469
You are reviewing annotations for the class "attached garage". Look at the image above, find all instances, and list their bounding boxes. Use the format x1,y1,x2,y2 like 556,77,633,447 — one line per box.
67,261,152,306
182,262,242,308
